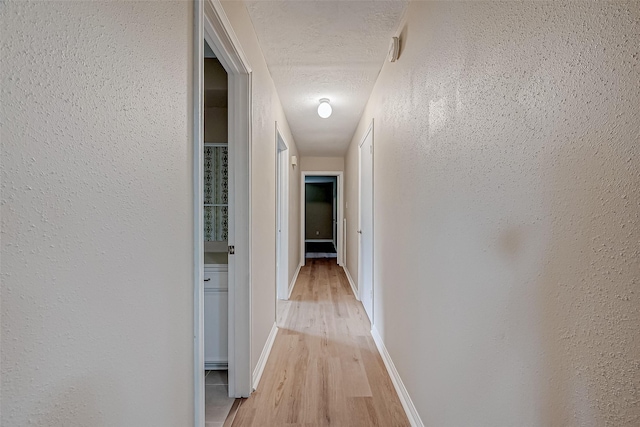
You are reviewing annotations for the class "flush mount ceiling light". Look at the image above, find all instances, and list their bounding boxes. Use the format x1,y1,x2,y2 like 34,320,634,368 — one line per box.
317,98,332,119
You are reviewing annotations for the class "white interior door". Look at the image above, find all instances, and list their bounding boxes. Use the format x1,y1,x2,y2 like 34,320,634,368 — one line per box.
359,125,374,324
276,130,289,300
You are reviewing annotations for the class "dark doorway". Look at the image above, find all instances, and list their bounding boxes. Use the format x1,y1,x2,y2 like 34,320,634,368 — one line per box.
304,176,337,260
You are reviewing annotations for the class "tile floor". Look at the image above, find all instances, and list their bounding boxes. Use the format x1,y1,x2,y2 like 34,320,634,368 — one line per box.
205,370,235,426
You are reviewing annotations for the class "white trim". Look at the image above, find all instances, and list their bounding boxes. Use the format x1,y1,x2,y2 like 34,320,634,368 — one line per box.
342,266,358,300
193,2,205,425
300,171,344,267
343,218,347,271
204,0,251,74
288,263,302,299
304,176,337,183
203,0,252,402
358,120,374,323
252,322,278,391
276,124,290,300
371,326,424,427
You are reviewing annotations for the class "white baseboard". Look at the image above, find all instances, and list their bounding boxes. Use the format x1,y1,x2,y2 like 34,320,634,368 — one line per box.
342,266,358,300
252,322,278,391
288,263,302,299
371,326,424,427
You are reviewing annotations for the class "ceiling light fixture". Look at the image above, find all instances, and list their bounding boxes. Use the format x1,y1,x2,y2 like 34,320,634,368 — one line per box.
317,98,332,119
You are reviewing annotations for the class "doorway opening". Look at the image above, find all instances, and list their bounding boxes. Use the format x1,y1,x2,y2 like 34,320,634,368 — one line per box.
195,1,252,426
305,176,337,259
301,172,343,267
202,44,236,425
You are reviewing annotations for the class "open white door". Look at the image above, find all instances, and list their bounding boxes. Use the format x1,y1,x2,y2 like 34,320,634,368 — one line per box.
276,127,289,300
358,122,374,324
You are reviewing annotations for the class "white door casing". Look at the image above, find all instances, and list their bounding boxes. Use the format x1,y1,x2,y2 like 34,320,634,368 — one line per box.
358,121,374,325
193,3,205,424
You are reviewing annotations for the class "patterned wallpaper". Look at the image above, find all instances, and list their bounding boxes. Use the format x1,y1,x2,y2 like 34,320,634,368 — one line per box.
204,146,228,241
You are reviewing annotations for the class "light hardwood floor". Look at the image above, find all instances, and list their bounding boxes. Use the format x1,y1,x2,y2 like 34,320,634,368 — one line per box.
233,258,409,427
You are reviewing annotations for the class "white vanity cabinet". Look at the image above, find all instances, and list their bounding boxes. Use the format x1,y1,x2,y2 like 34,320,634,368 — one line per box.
204,264,228,369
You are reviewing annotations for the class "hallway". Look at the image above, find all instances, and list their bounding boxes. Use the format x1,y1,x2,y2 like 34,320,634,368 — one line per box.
233,259,409,426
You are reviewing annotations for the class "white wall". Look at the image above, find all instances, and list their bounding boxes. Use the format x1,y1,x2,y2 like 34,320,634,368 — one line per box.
1,2,193,426
300,156,344,172
220,1,300,373
345,1,640,426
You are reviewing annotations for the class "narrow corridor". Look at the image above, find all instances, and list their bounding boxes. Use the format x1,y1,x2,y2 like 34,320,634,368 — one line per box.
232,259,409,426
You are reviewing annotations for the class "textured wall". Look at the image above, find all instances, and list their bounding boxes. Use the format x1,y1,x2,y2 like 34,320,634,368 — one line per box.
1,1,193,426
300,156,344,172
345,1,640,425
220,1,300,372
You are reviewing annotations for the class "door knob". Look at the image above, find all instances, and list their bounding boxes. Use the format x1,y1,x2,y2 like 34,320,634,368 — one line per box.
357,230,362,234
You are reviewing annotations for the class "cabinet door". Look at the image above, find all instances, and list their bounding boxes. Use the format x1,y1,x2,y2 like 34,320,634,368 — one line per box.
204,289,228,367
204,268,228,290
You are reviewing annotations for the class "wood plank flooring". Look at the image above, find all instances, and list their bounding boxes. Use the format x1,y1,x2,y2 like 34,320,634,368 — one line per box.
232,259,409,427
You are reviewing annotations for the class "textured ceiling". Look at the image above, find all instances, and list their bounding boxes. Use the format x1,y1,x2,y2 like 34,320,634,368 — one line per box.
245,1,408,156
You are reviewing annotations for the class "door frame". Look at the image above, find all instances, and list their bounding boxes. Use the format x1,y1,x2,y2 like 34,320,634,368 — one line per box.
195,1,253,425
275,124,289,300
358,120,374,324
300,171,344,267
